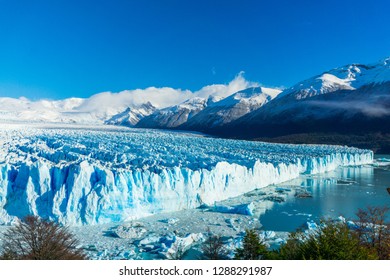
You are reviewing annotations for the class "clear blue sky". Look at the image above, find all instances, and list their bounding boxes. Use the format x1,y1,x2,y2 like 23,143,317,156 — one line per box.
1,0,389,100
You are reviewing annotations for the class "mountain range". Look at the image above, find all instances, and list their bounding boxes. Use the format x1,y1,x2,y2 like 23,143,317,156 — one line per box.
1,57,389,152
134,57,390,152
219,58,390,138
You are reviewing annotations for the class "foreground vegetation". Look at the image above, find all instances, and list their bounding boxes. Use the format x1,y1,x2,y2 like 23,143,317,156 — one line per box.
0,206,388,260
202,206,390,260
0,216,86,260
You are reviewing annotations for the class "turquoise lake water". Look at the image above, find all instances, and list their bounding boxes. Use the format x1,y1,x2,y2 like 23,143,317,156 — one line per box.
259,155,390,232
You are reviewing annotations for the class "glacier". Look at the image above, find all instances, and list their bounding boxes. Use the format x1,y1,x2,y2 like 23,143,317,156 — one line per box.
0,123,373,225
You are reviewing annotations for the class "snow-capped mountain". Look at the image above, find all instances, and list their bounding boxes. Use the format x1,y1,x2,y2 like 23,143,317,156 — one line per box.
105,102,156,126
1,57,389,140
0,96,87,123
136,97,218,128
180,86,281,131
277,57,390,100
222,58,390,138
0,93,160,125
0,95,129,124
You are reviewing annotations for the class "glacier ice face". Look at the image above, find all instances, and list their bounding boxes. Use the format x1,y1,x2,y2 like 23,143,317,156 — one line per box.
0,123,373,225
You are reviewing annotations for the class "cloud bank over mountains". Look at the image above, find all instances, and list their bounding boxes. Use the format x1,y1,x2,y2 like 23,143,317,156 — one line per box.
80,71,258,109
0,72,258,123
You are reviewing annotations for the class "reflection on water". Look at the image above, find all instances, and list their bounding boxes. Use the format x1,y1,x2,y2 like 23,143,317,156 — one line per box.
260,156,390,232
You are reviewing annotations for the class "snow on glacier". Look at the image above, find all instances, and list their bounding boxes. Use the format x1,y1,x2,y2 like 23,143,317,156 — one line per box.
0,123,373,225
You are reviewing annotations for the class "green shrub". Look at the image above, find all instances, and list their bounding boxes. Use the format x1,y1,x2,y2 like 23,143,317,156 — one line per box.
276,220,377,260
234,229,268,260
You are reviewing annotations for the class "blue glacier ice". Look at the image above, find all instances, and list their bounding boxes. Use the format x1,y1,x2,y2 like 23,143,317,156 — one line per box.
0,123,373,225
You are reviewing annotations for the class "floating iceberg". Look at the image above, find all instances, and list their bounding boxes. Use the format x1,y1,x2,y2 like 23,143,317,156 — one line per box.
0,123,373,225
211,203,255,216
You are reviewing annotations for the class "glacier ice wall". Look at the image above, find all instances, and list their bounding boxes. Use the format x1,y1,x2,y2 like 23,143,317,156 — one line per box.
0,123,373,225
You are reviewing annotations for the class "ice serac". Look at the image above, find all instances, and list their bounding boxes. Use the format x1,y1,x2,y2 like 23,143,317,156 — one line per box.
0,124,373,225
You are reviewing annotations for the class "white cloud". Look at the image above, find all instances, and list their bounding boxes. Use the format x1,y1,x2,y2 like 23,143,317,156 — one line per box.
75,71,258,112
195,71,259,99
0,72,261,123
116,87,193,108
308,98,390,117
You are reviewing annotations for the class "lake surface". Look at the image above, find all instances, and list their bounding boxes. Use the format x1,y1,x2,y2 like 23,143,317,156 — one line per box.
259,155,390,232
